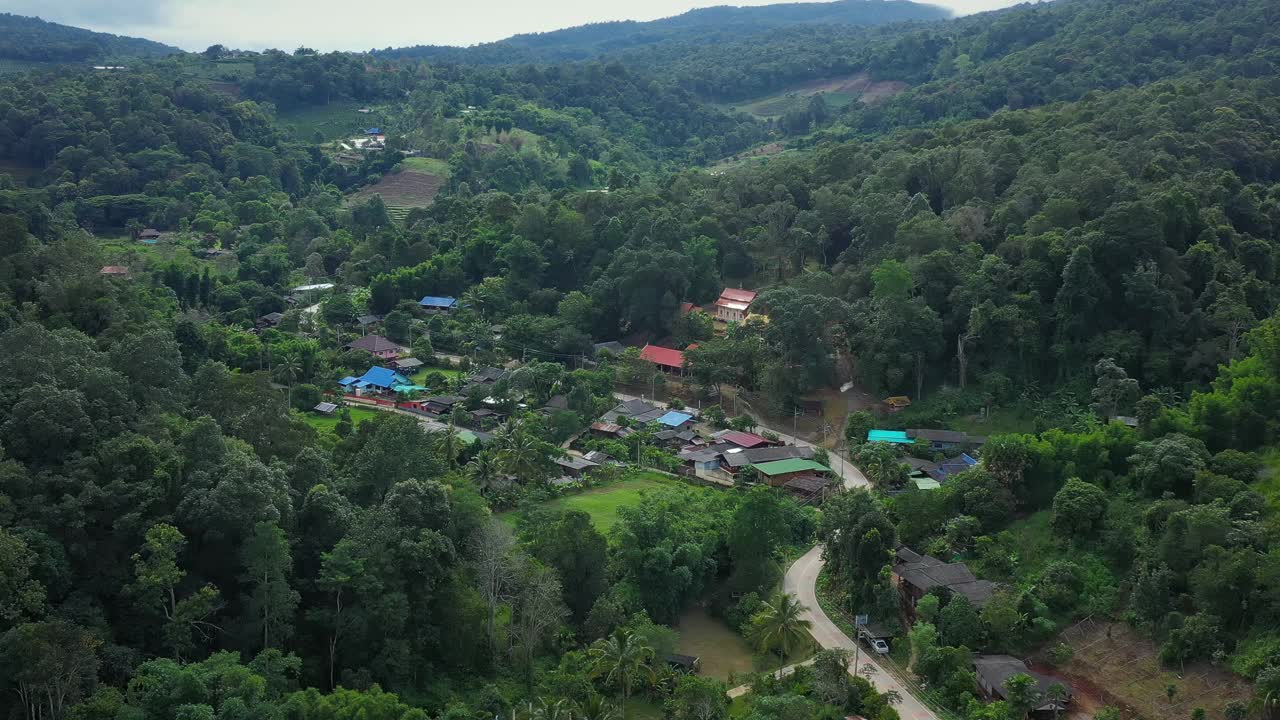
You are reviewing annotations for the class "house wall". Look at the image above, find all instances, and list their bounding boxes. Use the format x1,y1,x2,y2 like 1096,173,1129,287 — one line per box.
716,307,746,323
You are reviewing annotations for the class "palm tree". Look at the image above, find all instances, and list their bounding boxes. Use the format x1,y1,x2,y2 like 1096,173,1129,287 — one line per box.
274,354,303,407
573,694,621,720
467,451,504,495
497,419,543,483
589,630,656,710
436,425,463,470
749,592,812,671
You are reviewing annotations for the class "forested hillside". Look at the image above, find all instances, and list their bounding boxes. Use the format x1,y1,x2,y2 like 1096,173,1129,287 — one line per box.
0,13,180,63
3,0,1280,719
374,0,950,64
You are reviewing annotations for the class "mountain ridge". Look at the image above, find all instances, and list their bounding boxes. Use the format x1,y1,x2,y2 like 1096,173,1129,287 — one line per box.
372,0,951,64
0,13,182,63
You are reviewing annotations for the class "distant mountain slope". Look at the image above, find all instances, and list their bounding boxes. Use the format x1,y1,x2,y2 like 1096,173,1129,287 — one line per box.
0,13,181,63
374,0,950,64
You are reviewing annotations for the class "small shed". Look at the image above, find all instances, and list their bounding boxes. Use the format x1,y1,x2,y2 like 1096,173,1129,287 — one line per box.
392,357,424,372
418,295,458,313
314,402,338,414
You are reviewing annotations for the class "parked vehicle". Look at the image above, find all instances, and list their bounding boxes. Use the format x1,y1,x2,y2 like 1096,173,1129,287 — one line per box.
858,629,890,655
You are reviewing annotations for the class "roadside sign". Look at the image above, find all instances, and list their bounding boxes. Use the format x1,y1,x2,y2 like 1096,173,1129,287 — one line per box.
855,614,869,626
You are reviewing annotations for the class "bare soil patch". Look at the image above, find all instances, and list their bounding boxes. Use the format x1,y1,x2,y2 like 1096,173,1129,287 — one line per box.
1054,618,1252,719
350,169,446,210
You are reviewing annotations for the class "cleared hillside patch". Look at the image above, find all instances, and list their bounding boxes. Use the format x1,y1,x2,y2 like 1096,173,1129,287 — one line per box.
350,163,450,222
720,72,908,119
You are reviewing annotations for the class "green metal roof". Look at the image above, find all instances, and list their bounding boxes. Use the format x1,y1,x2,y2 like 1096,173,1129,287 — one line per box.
751,459,832,476
913,477,942,490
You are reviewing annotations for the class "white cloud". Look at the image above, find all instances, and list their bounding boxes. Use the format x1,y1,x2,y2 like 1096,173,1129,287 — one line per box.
8,0,1032,52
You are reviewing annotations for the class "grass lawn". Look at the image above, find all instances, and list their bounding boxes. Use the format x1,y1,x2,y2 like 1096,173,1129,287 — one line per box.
542,471,680,533
278,102,382,141
303,406,381,434
501,471,694,533
409,365,464,385
399,156,452,175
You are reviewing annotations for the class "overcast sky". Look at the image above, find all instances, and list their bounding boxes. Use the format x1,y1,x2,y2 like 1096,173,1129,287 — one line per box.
5,0,1032,52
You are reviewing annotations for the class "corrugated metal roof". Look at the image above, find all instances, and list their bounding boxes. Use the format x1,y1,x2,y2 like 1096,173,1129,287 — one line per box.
867,429,912,444
752,459,831,476
640,344,685,368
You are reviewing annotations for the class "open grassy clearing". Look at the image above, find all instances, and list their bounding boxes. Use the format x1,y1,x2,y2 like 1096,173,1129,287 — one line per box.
501,471,704,533
399,156,451,175
716,72,908,120
279,102,383,141
408,365,465,385
303,405,380,434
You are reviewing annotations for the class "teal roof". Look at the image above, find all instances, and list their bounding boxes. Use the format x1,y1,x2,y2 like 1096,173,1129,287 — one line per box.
868,429,912,444
913,477,942,490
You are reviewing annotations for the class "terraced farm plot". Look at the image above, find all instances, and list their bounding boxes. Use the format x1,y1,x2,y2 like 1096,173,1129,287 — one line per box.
350,166,449,222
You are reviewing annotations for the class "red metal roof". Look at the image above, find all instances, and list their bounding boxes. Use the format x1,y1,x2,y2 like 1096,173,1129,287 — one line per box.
719,288,758,304
720,430,771,448
640,344,685,369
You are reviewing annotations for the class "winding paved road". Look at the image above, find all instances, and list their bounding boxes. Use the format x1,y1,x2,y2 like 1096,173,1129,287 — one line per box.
785,546,939,720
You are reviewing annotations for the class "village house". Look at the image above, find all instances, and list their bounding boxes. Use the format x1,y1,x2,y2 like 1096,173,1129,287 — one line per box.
892,547,995,616
391,357,424,373
99,265,130,277
655,410,695,430
601,398,668,424
720,444,814,474
972,655,1072,717
749,458,832,487
256,312,284,329
715,429,779,449
640,344,686,375
593,340,626,357
343,334,407,359
713,288,757,324
338,366,411,396
554,455,601,480
418,295,458,314
138,228,162,244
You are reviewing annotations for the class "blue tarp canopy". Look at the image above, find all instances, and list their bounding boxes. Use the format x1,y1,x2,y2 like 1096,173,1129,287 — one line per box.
418,295,458,309
364,127,381,134
657,411,694,427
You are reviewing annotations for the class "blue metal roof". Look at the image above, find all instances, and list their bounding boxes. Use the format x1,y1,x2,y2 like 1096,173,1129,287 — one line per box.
365,127,381,134
359,366,409,389
338,376,358,386
657,411,693,427
418,295,458,308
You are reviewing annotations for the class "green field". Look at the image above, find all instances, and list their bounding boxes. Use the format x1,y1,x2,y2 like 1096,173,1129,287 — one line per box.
279,102,384,141
409,365,464,385
398,157,452,175
303,406,381,434
503,471,691,532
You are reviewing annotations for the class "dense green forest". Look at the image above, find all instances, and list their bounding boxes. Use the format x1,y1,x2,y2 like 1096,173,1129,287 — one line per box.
3,0,1280,718
0,14,180,63
374,0,949,65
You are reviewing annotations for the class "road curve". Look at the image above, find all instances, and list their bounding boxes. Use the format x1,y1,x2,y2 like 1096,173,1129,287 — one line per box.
784,545,938,720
